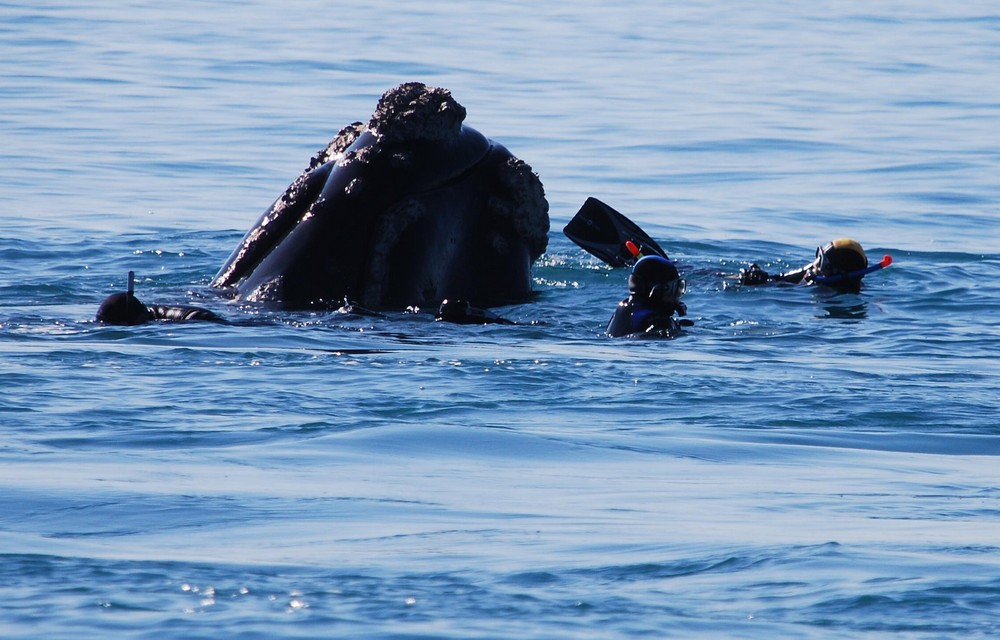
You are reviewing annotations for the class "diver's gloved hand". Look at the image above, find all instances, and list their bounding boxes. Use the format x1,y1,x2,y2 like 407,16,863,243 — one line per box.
435,299,514,325
739,263,769,285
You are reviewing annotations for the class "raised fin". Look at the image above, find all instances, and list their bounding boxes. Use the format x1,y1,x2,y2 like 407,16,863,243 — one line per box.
563,197,667,267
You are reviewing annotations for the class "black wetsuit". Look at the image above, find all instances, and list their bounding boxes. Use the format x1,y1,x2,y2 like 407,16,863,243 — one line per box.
606,297,684,338
96,292,222,326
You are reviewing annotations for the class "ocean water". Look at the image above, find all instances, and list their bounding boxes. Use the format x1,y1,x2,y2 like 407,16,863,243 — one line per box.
2,1,1000,638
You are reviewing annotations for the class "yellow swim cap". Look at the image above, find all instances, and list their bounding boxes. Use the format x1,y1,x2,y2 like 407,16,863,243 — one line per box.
818,238,868,276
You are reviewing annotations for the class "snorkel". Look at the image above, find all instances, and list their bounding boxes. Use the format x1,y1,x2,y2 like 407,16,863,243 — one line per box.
125,270,135,316
812,254,893,285
625,240,643,260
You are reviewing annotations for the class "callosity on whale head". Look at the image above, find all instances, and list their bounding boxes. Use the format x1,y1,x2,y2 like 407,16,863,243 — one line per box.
211,82,549,310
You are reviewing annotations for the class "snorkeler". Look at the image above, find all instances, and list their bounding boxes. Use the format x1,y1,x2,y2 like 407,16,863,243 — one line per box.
561,198,691,338
738,238,892,293
606,255,691,338
96,272,223,326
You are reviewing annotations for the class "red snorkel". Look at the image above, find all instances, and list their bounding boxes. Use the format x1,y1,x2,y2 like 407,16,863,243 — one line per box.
625,240,643,260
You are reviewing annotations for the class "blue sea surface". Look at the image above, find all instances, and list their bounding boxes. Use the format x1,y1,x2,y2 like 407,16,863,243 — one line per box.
2,1,1000,638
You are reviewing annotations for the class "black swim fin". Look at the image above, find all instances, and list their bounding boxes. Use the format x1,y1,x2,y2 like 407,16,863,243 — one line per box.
563,197,668,267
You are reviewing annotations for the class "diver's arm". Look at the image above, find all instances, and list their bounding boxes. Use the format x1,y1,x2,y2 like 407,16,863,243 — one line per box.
770,266,809,284
147,305,224,323
738,263,809,285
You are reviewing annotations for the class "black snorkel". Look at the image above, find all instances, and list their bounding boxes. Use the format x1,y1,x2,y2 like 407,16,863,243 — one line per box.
125,270,135,316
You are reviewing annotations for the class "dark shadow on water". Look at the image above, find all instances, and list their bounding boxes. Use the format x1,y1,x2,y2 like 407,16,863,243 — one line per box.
814,290,868,320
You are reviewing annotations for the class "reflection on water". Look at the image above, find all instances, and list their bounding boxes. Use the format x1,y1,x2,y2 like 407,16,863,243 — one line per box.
815,291,868,320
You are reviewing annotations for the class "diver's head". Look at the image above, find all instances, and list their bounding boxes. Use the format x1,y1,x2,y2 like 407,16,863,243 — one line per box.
811,238,868,291
628,255,686,314
96,292,154,325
